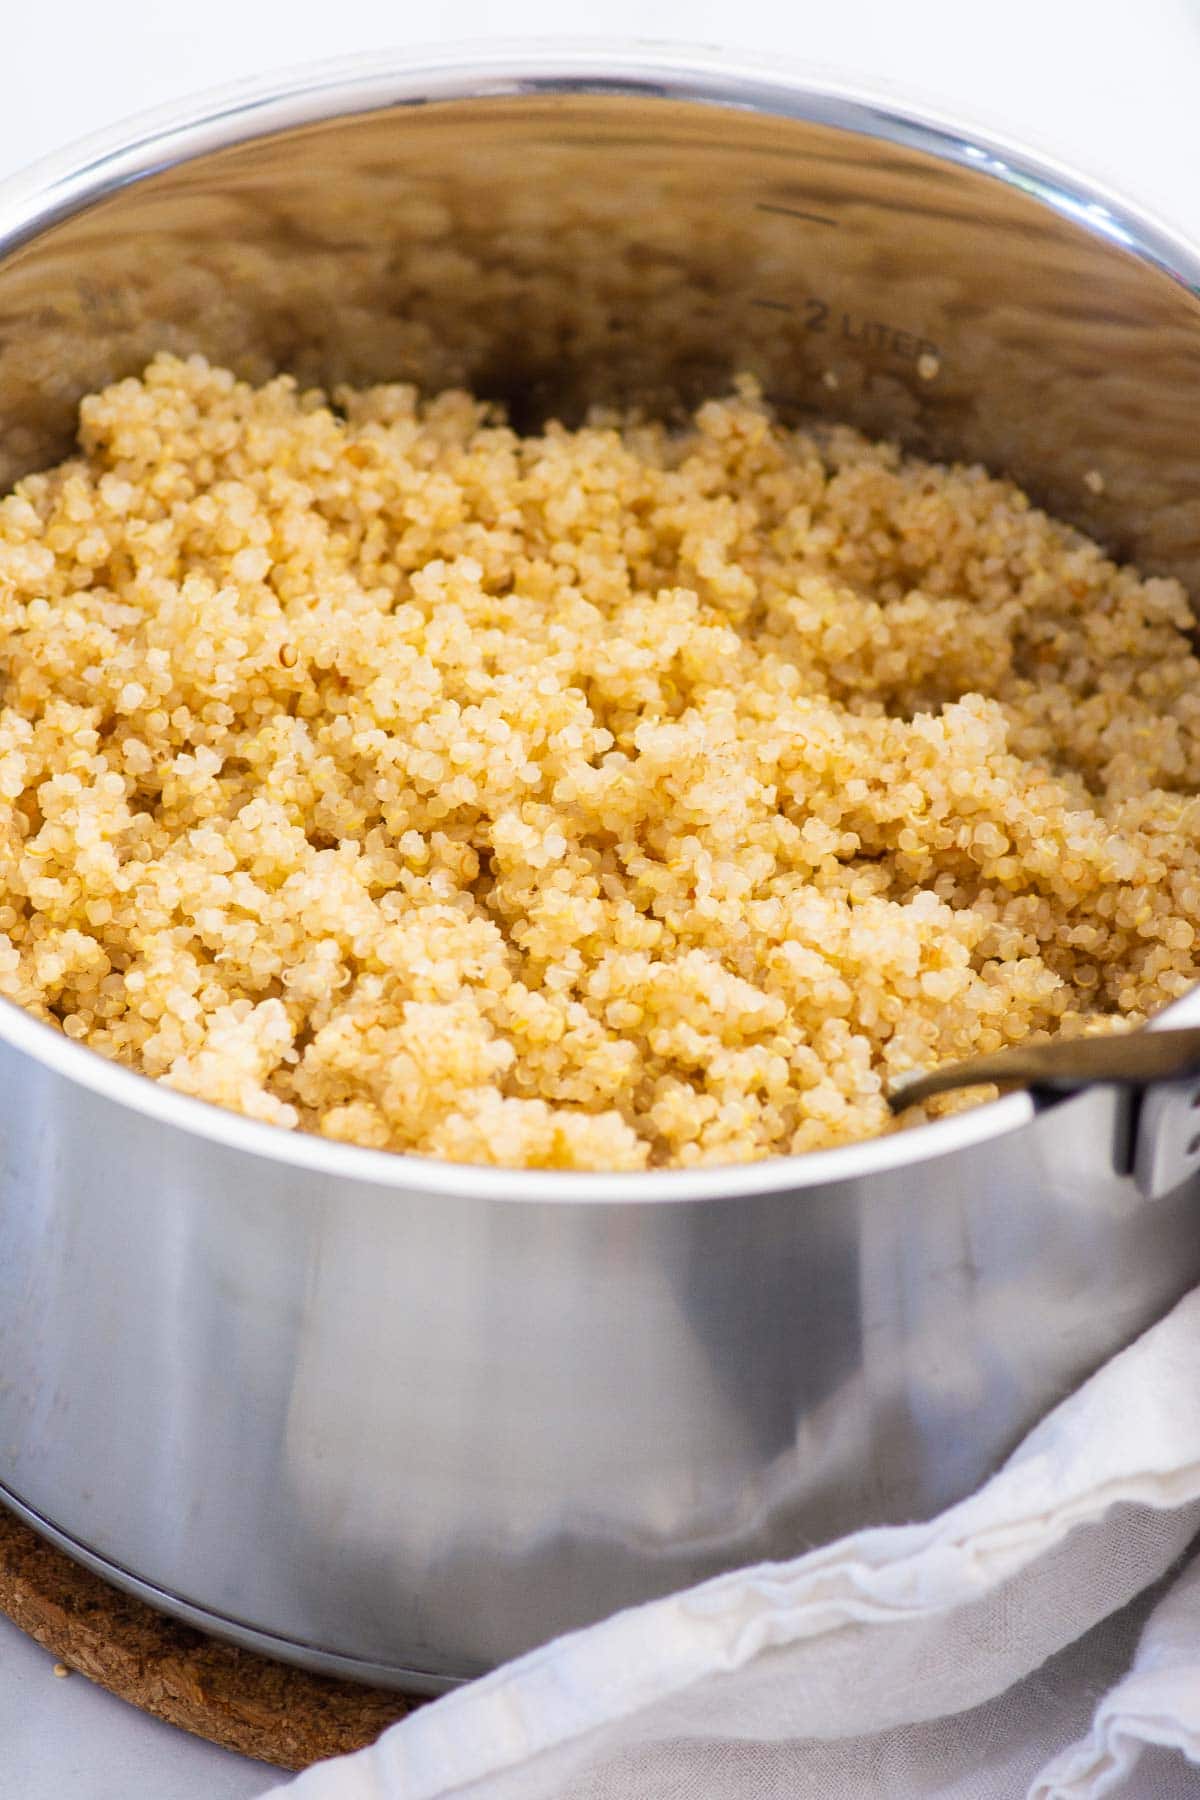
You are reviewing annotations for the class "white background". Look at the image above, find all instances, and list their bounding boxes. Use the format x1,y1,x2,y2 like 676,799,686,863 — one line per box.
1,1,1199,1795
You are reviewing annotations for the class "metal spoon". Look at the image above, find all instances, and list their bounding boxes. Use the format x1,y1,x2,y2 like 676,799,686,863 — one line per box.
885,1026,1200,1113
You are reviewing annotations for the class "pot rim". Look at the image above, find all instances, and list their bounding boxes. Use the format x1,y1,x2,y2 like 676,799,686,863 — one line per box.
2,38,1198,1203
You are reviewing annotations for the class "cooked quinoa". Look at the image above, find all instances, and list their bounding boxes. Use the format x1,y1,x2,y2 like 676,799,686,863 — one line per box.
1,354,1199,1170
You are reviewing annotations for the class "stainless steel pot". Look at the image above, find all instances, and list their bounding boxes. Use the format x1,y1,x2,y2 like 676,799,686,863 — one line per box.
3,45,1200,1693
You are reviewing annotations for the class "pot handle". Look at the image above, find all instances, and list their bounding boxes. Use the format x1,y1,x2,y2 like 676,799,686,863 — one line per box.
886,1027,1200,1200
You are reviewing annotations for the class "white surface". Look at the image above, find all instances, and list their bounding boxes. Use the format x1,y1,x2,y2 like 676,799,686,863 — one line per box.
0,1611,273,1796
3,1,1200,1795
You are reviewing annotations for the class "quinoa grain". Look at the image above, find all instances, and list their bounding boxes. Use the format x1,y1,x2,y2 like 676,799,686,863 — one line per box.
1,354,1198,1170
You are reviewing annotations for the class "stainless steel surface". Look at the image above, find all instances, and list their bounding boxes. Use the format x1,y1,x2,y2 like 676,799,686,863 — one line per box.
2,46,1200,1687
1132,996,1200,1199
0,1486,460,1694
0,1001,1193,1688
886,1028,1200,1109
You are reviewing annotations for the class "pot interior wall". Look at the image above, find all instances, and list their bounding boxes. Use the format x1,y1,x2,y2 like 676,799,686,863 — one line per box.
2,92,1200,588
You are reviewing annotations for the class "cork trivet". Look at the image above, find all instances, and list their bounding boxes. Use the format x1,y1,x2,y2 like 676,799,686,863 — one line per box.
0,1505,428,1770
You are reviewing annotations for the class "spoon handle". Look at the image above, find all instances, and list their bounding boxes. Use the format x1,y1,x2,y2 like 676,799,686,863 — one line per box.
886,1027,1200,1114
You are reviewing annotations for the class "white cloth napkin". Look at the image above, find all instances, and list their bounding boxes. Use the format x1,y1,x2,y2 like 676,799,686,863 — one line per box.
260,1287,1200,1800
1031,1550,1200,1799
